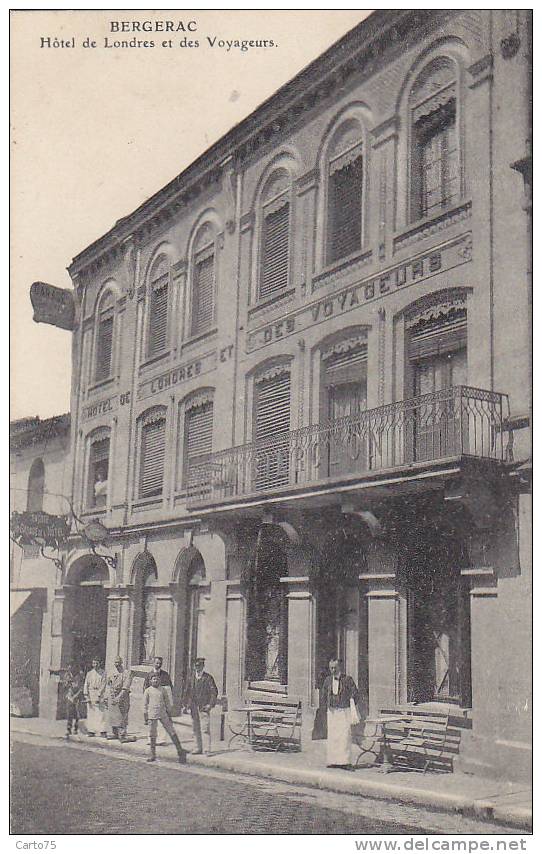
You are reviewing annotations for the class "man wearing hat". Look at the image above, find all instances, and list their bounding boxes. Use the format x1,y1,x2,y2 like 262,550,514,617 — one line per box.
182,657,218,755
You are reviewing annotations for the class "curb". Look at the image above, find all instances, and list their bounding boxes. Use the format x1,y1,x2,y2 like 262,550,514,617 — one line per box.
11,725,532,832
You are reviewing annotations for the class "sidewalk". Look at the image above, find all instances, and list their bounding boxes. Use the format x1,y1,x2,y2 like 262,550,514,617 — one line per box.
10,715,532,832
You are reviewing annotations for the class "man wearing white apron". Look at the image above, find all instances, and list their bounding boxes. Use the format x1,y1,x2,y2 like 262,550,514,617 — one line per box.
83,658,107,737
321,658,360,768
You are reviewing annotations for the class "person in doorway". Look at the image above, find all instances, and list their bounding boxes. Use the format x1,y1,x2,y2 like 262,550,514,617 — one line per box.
83,658,107,737
62,663,84,738
182,657,218,755
106,656,132,741
144,672,188,764
320,658,360,768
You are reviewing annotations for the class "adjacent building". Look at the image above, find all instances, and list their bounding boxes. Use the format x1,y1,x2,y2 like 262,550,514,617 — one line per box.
27,11,532,781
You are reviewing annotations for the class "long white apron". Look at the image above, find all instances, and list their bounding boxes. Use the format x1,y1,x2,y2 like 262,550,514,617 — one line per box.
87,701,107,733
326,707,352,765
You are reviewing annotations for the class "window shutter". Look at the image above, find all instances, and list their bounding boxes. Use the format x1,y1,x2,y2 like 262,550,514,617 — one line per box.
192,253,215,335
139,414,166,498
255,371,291,442
409,309,467,361
95,314,113,381
260,201,290,299
323,343,368,386
186,402,213,459
415,100,458,219
255,371,290,490
328,154,363,264
185,401,213,485
91,437,110,465
149,276,169,356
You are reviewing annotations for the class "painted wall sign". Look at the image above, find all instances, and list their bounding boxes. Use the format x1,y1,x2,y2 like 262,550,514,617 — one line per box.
247,233,472,352
30,281,76,331
137,350,217,400
82,395,118,421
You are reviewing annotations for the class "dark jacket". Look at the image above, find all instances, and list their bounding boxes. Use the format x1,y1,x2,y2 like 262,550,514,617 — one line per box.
312,673,360,740
183,671,218,712
143,668,172,691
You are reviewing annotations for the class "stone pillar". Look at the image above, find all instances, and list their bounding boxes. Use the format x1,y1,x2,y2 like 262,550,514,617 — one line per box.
42,587,71,719
361,541,404,714
285,576,314,696
154,590,176,673
224,581,246,702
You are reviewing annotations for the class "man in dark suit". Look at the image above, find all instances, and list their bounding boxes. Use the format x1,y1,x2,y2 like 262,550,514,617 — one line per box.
183,657,218,755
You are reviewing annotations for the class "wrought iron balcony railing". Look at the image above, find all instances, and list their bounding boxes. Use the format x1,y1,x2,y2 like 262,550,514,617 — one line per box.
187,386,509,507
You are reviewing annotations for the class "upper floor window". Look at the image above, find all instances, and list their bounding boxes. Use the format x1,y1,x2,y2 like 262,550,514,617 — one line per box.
259,170,291,301
183,391,214,487
147,256,169,358
410,59,459,221
191,224,216,337
253,364,291,489
87,429,110,509
327,122,364,264
27,458,45,512
139,407,167,499
94,292,115,383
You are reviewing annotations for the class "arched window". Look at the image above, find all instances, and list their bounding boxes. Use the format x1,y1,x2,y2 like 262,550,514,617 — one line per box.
87,428,111,509
326,121,364,264
94,291,115,382
410,59,459,221
147,255,170,358
138,406,167,499
190,224,216,337
259,170,291,301
27,458,45,512
183,390,214,488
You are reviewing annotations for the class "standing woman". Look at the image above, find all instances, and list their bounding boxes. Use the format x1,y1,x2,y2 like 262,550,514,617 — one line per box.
321,658,360,768
83,658,107,737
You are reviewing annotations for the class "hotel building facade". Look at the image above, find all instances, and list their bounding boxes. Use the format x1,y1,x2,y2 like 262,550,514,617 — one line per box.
18,10,531,781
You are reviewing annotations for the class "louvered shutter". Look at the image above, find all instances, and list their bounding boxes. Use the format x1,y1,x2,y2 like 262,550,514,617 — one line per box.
148,276,169,356
185,402,213,485
409,309,467,360
255,371,290,490
95,314,113,381
323,344,368,387
260,201,289,300
192,254,215,335
328,154,363,264
91,437,110,466
414,100,458,219
139,414,166,498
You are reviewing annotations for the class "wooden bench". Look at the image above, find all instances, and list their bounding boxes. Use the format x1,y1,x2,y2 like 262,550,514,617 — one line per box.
247,697,302,752
379,707,461,773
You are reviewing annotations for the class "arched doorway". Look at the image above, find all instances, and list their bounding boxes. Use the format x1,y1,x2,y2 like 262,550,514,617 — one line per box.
172,547,209,700
245,526,289,687
314,518,367,696
65,555,110,672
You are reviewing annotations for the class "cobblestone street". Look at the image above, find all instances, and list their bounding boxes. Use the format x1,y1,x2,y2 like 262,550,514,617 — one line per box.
11,734,516,835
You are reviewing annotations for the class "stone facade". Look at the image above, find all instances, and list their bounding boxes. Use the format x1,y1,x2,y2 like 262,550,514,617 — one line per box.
17,11,532,781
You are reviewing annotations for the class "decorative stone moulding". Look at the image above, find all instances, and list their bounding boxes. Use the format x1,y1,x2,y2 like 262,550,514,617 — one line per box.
393,201,472,252
312,249,373,293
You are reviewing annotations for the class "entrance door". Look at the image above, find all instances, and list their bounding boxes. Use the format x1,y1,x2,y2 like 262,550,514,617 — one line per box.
406,545,470,705
413,348,467,461
72,583,109,671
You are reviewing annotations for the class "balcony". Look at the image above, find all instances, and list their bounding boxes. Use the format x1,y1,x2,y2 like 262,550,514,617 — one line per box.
187,386,510,509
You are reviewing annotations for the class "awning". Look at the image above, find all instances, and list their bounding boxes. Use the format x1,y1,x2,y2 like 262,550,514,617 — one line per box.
10,590,32,617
